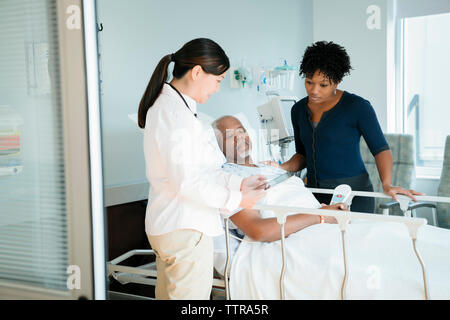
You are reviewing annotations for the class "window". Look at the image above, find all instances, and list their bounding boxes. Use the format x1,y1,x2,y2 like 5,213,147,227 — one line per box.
400,12,450,176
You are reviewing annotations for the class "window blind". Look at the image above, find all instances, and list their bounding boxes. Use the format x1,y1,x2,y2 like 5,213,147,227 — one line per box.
0,0,69,291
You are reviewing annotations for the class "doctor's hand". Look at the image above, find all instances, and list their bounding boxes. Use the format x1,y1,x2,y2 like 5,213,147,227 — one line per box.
240,174,267,191
382,184,424,202
239,188,266,209
239,175,267,209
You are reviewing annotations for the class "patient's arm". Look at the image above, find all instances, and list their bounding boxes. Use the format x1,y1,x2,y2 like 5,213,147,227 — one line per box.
230,205,341,242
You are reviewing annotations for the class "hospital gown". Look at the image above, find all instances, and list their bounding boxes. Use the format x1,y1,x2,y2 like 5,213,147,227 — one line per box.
213,163,320,276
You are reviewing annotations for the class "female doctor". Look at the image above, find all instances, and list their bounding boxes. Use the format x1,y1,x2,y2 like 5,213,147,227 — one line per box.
137,38,267,300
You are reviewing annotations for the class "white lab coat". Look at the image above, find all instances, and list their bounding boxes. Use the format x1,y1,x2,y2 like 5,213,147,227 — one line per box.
143,83,243,236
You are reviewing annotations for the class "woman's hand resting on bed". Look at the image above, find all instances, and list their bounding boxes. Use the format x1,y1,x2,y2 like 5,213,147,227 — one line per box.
382,183,424,202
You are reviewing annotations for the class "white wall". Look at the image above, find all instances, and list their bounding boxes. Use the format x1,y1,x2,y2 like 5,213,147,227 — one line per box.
96,0,313,204
98,0,447,208
312,0,389,130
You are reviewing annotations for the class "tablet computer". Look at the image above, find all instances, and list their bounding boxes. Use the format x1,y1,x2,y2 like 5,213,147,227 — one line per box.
265,172,293,189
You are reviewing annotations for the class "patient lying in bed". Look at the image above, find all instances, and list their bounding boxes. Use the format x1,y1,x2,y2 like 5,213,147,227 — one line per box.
212,115,450,300
212,115,347,237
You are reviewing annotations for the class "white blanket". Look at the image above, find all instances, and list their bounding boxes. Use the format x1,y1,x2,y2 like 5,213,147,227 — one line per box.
213,175,320,276
227,177,450,299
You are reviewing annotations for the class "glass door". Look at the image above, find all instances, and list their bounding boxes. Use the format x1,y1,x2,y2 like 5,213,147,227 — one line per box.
0,0,105,299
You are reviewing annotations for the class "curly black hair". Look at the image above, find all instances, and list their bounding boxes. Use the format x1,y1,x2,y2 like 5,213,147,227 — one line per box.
299,41,352,84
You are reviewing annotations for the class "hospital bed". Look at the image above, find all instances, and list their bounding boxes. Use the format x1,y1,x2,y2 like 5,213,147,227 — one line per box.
106,190,450,300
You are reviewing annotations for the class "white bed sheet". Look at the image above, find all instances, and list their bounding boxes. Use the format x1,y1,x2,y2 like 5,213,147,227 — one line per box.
220,176,450,299
230,220,450,299
213,175,320,276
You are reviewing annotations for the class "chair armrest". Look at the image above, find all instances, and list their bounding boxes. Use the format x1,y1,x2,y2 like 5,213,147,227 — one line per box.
379,201,400,209
408,201,436,210
380,200,437,211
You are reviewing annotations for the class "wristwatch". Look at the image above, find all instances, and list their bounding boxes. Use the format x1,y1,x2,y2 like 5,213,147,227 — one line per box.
319,215,325,224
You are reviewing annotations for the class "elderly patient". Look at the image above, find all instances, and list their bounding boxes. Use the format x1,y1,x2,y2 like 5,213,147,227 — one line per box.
210,116,450,300
212,115,347,242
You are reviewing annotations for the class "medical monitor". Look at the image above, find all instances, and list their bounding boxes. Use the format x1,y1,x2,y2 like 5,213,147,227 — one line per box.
257,96,297,144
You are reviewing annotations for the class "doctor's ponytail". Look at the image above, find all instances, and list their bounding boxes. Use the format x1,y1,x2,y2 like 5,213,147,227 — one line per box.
138,54,172,128
138,38,230,128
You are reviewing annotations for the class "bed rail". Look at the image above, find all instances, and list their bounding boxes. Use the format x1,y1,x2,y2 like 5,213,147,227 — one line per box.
245,191,450,300
107,249,226,299
107,191,450,300
223,192,450,300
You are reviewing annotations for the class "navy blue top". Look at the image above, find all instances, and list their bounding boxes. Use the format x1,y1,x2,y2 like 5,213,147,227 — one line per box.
291,91,389,186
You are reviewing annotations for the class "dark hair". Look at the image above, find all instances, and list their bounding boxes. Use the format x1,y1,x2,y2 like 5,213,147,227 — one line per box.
138,38,230,128
299,41,352,84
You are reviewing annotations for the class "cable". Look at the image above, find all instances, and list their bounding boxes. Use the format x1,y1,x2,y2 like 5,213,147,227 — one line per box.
340,230,348,300
412,238,429,300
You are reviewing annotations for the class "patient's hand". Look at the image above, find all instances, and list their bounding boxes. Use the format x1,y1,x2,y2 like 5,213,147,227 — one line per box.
321,203,349,211
318,203,348,224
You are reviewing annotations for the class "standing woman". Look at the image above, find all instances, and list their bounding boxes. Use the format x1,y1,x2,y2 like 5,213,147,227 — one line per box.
266,41,422,213
138,38,266,299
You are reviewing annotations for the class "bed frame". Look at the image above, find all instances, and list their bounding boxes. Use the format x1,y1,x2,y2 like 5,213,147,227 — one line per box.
107,190,450,300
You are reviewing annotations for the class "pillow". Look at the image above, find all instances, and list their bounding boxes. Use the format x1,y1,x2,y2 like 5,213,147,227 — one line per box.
224,111,260,163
